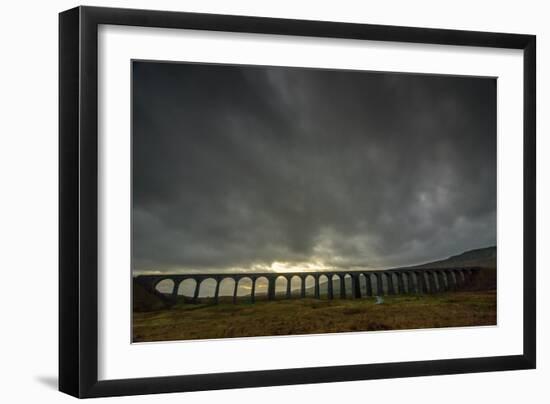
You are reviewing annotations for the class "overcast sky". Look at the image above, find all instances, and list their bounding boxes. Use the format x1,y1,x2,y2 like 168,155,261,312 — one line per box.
132,61,496,274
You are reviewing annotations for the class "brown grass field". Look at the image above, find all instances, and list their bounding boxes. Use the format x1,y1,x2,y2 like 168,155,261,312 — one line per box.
132,290,496,342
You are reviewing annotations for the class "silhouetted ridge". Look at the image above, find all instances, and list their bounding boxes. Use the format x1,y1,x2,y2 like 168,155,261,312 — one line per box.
412,246,496,269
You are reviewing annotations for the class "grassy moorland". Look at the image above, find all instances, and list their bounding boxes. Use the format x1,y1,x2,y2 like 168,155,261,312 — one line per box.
132,290,496,342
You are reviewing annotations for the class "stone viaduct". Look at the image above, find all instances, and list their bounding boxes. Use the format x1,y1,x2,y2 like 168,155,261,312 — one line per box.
135,267,480,304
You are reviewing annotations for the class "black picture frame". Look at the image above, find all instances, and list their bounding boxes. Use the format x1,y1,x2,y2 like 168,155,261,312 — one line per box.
59,5,536,398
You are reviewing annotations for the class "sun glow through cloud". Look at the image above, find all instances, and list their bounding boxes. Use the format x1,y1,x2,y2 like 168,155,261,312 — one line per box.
251,261,332,273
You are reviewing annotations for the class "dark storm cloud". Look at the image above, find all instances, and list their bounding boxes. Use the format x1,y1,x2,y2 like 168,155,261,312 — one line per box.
132,61,496,273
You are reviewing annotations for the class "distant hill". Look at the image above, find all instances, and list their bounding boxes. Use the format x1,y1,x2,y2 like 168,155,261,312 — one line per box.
409,246,496,269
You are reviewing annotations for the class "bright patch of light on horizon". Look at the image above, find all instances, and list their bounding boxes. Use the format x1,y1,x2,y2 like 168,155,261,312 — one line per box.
250,260,333,273
134,258,381,276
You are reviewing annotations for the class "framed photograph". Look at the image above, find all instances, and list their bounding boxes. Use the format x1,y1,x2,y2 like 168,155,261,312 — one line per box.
59,6,536,398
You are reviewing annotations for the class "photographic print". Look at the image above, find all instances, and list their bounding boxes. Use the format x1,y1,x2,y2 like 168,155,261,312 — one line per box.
131,61,497,343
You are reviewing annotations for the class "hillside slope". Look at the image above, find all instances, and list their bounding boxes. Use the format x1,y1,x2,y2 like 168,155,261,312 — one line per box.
411,246,496,269
133,279,171,312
